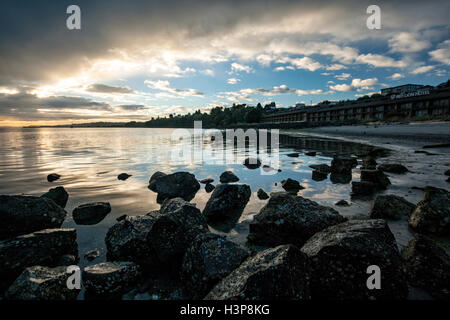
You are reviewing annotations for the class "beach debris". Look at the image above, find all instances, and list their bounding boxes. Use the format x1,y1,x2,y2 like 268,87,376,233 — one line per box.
378,163,408,174
248,192,346,248
6,266,79,300
41,186,69,208
243,157,261,169
281,178,304,192
205,183,215,193
117,173,132,180
369,195,415,220
181,233,249,299
257,188,269,200
409,187,450,235
301,219,408,300
203,184,251,222
205,244,311,300
219,171,239,183
47,173,61,182
0,195,67,240
148,171,200,204
72,202,111,225
401,234,450,300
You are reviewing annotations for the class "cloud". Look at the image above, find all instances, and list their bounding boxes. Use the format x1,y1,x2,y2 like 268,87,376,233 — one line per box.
335,73,351,80
388,73,404,80
144,80,204,97
201,69,215,76
388,32,430,53
326,64,347,71
227,78,240,84
222,84,325,102
230,63,252,73
276,56,322,71
86,84,135,94
429,40,450,65
411,65,435,74
330,78,379,92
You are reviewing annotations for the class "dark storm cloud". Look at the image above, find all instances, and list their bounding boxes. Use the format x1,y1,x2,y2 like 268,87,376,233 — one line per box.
86,84,135,94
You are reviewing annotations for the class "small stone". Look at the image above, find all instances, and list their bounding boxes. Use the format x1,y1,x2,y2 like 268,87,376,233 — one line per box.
84,249,101,261
335,200,350,206
257,188,269,200
199,178,214,184
118,173,132,180
205,183,215,193
47,173,61,182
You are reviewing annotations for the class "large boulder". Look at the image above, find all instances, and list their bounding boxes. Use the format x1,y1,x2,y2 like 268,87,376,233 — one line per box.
401,235,449,300
360,169,391,189
180,233,249,299
369,195,415,220
72,202,111,225
205,245,311,300
0,195,67,240
331,156,357,175
41,186,69,208
0,228,78,290
6,266,79,300
378,163,408,174
219,171,239,183
281,178,305,192
301,219,408,300
409,187,450,235
248,192,346,248
148,171,200,204
202,184,251,222
83,262,141,299
351,181,377,196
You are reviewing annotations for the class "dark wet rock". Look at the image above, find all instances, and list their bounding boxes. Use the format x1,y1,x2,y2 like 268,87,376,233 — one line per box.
409,187,450,235
205,244,311,300
378,163,408,174
330,155,356,175
330,173,352,184
369,195,415,220
257,188,269,200
116,214,127,222
445,169,450,176
199,178,214,184
83,262,141,299
362,156,377,170
47,173,61,182
181,233,250,299
301,219,408,300
6,266,79,300
219,171,239,183
287,152,299,157
57,254,77,266
309,164,331,173
0,228,78,290
72,202,111,225
305,151,316,156
148,171,200,204
248,192,346,248
351,181,377,196
281,178,304,192
360,169,391,189
447,177,450,183
118,173,132,180
106,215,158,267
0,195,67,240
205,183,215,193
312,170,328,182
243,157,261,169
368,147,389,158
335,200,350,206
84,249,101,261
401,235,449,300
203,184,251,222
41,186,69,208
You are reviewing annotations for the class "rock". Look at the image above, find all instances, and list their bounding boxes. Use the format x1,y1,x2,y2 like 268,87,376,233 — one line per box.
58,254,77,266
6,266,79,300
281,178,304,192
445,169,450,176
243,157,261,169
248,192,346,248
409,187,450,235
41,186,69,208
83,262,141,298
378,163,408,174
301,219,408,300
401,235,449,300
116,214,127,222
362,156,377,170
205,244,311,300
84,249,101,261
287,153,299,157
148,172,200,204
351,181,377,196
360,169,391,189
0,228,78,290
72,202,111,225
205,183,215,193
330,173,351,184
0,195,67,240
257,188,269,200
219,171,239,183
181,233,250,299
118,173,132,180
368,147,389,158
330,155,356,175
106,215,158,267
309,164,331,173
312,170,328,182
199,178,214,184
305,151,316,156
369,195,415,220
203,184,251,222
335,200,350,206
47,173,61,182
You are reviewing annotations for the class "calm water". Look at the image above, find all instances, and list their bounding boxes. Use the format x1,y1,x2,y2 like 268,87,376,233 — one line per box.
0,127,374,267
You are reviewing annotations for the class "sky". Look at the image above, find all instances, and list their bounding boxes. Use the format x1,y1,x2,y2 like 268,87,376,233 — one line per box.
0,0,449,126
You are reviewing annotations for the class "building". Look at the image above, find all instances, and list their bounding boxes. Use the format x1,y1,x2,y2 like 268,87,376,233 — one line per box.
262,82,450,124
381,84,425,96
